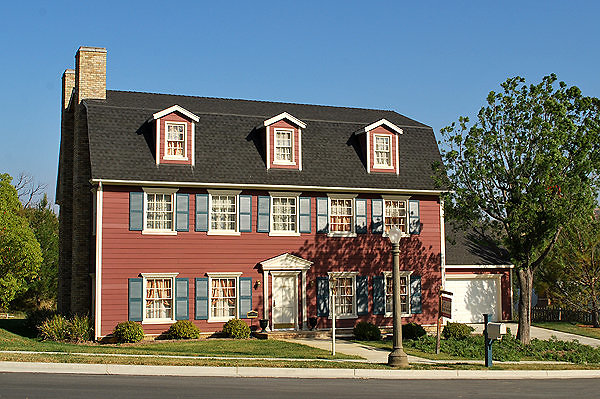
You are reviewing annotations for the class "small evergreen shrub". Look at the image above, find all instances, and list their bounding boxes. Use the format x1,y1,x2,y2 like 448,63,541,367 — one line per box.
353,321,381,341
442,322,474,340
38,314,70,341
167,320,201,339
67,314,92,342
402,322,427,340
26,308,58,331
113,321,145,343
222,318,250,339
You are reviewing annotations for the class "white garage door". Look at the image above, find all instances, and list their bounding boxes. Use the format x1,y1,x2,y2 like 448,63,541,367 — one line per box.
445,276,500,323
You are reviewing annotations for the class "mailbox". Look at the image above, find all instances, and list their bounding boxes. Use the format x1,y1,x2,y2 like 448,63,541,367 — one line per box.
486,322,506,340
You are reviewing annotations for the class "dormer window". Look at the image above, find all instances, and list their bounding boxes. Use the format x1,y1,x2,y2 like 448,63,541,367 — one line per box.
150,104,199,166
356,119,403,174
274,129,294,164
261,112,307,171
374,135,392,168
165,122,186,159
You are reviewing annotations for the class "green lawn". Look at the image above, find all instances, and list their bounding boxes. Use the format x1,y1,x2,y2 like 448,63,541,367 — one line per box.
352,339,468,361
533,322,600,340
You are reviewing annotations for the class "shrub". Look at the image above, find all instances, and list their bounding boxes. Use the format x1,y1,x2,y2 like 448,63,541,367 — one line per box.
222,318,250,339
402,322,427,340
113,321,145,343
68,314,92,342
353,321,381,341
26,308,58,331
442,322,474,340
38,314,70,341
167,320,201,339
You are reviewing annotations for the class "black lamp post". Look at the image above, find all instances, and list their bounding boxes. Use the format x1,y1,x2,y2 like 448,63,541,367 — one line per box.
387,226,409,367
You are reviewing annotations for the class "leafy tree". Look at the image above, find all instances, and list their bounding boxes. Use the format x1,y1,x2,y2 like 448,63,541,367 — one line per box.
436,75,600,344
537,215,600,327
0,173,42,310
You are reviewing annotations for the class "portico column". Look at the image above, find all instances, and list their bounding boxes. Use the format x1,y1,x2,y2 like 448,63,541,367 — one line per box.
263,270,269,330
301,270,307,330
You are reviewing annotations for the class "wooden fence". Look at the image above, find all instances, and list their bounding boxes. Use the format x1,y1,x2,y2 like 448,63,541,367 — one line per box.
531,306,596,324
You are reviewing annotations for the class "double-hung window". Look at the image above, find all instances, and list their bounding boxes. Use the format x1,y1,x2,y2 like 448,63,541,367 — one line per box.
274,129,294,164
141,273,178,323
328,194,356,237
208,190,241,235
328,272,358,318
165,122,187,159
143,188,178,234
383,196,409,235
374,135,392,168
384,271,411,316
270,192,300,236
207,273,242,322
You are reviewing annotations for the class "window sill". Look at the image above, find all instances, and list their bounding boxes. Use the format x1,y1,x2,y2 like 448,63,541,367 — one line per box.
273,161,296,166
142,319,176,325
327,232,357,238
142,230,177,236
163,156,189,161
208,316,236,323
269,231,301,237
329,314,358,320
382,232,410,239
373,164,394,170
384,313,412,318
207,230,241,236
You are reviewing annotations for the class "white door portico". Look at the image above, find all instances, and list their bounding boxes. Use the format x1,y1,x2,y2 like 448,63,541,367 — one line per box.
260,253,313,330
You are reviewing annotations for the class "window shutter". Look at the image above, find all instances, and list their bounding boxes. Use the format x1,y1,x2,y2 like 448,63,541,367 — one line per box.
195,278,209,320
410,275,422,314
129,192,143,231
299,197,311,233
316,197,328,233
195,194,209,232
128,278,143,321
316,277,329,317
409,200,420,234
239,195,252,232
239,277,252,318
356,276,369,316
257,196,270,233
176,194,189,232
355,199,367,234
371,199,383,234
372,276,385,315
175,278,189,320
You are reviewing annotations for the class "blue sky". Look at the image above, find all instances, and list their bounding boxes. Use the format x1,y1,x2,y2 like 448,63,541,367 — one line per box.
1,1,599,203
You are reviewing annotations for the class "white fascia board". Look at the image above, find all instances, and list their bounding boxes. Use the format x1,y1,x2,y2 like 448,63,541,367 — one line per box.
91,178,446,195
151,105,200,122
356,119,403,135
263,112,307,129
445,264,514,269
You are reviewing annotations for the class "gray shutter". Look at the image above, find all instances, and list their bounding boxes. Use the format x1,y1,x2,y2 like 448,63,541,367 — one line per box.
355,199,367,234
410,275,422,314
372,276,385,315
175,278,189,320
128,278,143,321
316,277,329,317
239,195,252,232
257,196,270,233
371,199,383,234
409,199,421,234
129,192,143,231
356,276,369,316
299,197,311,233
176,194,189,232
316,197,328,233
195,278,209,320
239,277,252,318
195,194,209,232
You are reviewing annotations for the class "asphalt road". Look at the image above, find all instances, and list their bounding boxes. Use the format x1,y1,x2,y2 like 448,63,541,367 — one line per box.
1,373,599,399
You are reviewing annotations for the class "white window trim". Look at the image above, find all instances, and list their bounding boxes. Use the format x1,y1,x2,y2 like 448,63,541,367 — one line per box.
141,272,179,324
327,193,357,238
164,121,189,160
383,271,412,317
381,195,411,238
273,128,296,165
207,272,243,322
328,271,358,319
207,189,242,236
373,134,394,169
269,191,301,237
142,187,178,235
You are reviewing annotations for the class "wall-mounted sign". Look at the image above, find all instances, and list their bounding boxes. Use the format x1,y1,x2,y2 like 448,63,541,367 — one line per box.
246,310,259,319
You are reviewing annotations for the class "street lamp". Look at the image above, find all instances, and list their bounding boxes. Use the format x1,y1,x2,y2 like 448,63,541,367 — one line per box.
387,226,409,367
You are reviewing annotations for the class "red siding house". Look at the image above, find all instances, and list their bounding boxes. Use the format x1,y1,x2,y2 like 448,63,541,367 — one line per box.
57,47,501,340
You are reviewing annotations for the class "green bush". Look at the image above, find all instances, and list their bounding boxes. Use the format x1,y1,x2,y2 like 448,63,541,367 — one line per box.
26,308,58,331
402,322,427,340
222,318,250,339
442,322,474,340
167,320,201,339
113,321,145,343
353,321,381,341
68,314,92,342
38,314,70,341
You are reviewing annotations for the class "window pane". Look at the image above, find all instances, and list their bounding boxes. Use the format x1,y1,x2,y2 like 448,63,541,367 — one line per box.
146,193,173,230
330,199,353,232
145,277,173,320
375,136,391,166
275,131,293,162
334,277,354,316
211,278,237,318
166,123,186,157
384,200,406,233
272,197,297,232
211,195,237,231
385,274,409,314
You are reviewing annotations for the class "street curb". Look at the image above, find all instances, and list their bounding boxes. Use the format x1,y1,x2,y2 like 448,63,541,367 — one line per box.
1,362,600,379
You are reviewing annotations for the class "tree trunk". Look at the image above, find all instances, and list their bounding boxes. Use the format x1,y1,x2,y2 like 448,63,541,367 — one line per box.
516,268,534,345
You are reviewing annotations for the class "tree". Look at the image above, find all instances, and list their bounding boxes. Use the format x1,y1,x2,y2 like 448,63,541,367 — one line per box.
0,173,43,310
537,215,600,327
436,75,600,344
13,172,46,209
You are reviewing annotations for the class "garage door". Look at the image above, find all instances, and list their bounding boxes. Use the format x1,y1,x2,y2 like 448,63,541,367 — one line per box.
445,276,500,323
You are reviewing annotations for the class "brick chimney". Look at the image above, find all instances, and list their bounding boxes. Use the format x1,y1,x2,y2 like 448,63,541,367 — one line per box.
75,46,106,103
61,69,75,110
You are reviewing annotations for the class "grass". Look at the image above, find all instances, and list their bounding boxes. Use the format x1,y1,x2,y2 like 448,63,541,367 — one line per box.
533,321,600,340
352,339,466,361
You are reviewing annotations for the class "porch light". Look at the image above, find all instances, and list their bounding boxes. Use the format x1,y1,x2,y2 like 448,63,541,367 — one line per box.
387,226,409,367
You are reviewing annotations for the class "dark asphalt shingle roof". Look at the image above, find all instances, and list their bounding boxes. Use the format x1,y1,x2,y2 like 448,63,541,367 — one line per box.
445,225,511,265
84,90,443,190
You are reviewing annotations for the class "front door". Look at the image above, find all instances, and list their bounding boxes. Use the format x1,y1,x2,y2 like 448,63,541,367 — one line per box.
272,274,297,329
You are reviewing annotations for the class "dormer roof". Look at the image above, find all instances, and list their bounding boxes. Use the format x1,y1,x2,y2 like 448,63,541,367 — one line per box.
151,104,200,122
356,118,403,135
262,112,307,129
